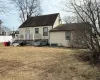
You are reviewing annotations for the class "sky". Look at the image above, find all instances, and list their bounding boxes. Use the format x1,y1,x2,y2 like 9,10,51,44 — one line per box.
0,0,71,31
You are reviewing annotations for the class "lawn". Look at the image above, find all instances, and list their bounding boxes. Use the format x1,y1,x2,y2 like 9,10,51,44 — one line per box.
0,46,99,80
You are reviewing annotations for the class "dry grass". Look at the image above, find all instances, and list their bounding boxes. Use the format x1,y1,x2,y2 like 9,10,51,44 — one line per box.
0,45,99,80
0,43,3,47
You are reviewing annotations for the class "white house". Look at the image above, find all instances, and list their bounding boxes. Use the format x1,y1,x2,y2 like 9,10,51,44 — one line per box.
18,13,91,47
18,13,61,43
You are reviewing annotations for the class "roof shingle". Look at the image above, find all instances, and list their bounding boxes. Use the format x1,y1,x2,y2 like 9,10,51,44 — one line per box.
50,22,92,32
19,13,59,28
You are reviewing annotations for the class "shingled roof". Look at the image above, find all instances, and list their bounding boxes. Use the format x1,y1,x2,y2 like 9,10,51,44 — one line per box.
50,22,92,32
19,13,59,28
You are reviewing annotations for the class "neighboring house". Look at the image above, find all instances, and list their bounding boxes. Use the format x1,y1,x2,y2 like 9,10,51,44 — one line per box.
0,28,10,36
49,22,92,47
0,20,11,36
18,13,61,43
0,28,6,36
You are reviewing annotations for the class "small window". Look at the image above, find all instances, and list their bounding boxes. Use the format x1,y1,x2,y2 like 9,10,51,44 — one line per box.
66,31,71,40
43,27,48,36
66,36,70,40
35,28,39,34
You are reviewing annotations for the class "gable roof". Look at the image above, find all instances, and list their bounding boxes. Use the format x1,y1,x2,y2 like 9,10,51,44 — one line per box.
19,13,59,28
50,22,92,32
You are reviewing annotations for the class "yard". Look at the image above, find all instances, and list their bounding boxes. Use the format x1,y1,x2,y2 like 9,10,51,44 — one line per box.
0,45,99,80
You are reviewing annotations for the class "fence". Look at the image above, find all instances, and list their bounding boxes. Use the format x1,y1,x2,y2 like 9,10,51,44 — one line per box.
0,36,12,42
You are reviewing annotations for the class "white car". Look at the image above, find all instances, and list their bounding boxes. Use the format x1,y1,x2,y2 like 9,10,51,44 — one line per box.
12,40,26,47
12,43,20,47
11,40,21,47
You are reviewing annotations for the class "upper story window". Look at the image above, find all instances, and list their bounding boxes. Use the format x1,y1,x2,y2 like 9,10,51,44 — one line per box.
25,28,30,34
65,31,71,40
35,28,39,34
43,27,48,36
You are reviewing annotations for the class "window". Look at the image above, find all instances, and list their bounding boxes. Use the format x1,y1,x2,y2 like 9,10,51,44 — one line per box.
25,28,30,34
43,27,48,36
66,36,70,40
65,31,71,40
35,28,39,34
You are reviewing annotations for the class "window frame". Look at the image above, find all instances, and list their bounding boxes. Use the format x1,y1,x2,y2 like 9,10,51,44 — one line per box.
43,27,48,36
65,31,71,40
35,28,39,34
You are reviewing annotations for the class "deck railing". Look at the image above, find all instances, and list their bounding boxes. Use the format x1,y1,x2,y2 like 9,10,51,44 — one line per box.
17,34,41,40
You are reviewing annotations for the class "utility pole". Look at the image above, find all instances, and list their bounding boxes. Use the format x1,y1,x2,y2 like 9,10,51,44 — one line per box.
13,27,14,32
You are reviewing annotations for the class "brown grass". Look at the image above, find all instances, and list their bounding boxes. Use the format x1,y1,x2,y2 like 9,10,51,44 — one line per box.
0,46,99,80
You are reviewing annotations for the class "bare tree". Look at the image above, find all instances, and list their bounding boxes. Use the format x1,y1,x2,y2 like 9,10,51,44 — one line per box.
2,26,11,35
0,0,7,13
11,0,42,22
63,16,76,23
62,0,100,63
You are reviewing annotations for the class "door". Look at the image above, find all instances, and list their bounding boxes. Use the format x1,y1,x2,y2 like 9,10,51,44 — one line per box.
25,28,30,40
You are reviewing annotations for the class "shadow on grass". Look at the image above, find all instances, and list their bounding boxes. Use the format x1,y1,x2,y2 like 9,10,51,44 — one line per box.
72,50,100,67
0,59,24,75
71,50,100,80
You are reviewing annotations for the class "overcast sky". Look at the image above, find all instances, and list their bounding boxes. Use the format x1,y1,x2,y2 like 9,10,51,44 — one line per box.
0,0,71,30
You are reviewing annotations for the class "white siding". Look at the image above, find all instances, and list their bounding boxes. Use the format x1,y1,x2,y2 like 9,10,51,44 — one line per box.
53,14,61,28
50,32,71,47
19,26,53,40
